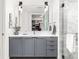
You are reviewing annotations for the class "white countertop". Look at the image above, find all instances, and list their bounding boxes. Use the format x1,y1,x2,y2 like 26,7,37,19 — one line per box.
9,34,58,37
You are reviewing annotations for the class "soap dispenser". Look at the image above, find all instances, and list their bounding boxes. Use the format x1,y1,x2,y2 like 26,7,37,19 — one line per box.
52,22,56,35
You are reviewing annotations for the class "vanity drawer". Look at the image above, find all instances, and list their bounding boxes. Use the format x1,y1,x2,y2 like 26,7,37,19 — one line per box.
47,41,57,46
47,37,58,40
47,45,57,49
47,49,57,57
47,37,57,45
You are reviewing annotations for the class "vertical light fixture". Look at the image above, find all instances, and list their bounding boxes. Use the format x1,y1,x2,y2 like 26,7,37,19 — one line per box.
19,1,23,13
43,1,49,31
18,1,23,26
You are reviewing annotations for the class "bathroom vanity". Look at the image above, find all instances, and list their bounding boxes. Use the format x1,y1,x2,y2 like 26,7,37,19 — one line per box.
9,0,59,59
9,35,58,59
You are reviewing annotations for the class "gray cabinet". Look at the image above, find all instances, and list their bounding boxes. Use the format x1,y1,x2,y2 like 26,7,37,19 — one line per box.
46,37,58,57
35,37,46,56
9,37,58,57
9,37,23,57
22,37,34,56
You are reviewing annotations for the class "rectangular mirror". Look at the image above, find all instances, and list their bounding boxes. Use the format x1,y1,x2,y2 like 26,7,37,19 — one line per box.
17,0,53,32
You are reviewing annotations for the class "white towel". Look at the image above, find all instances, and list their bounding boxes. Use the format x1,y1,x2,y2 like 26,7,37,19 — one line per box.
66,34,74,53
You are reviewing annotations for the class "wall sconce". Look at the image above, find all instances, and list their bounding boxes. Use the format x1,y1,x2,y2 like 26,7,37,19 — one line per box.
18,1,23,13
18,1,23,27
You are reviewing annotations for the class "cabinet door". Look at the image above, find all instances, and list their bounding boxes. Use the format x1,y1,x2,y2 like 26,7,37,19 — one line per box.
22,37,34,56
35,37,46,56
9,37,23,57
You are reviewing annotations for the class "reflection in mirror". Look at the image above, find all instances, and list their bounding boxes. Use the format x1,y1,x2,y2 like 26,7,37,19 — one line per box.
43,1,49,31
32,1,49,31
32,14,43,31
19,0,50,32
